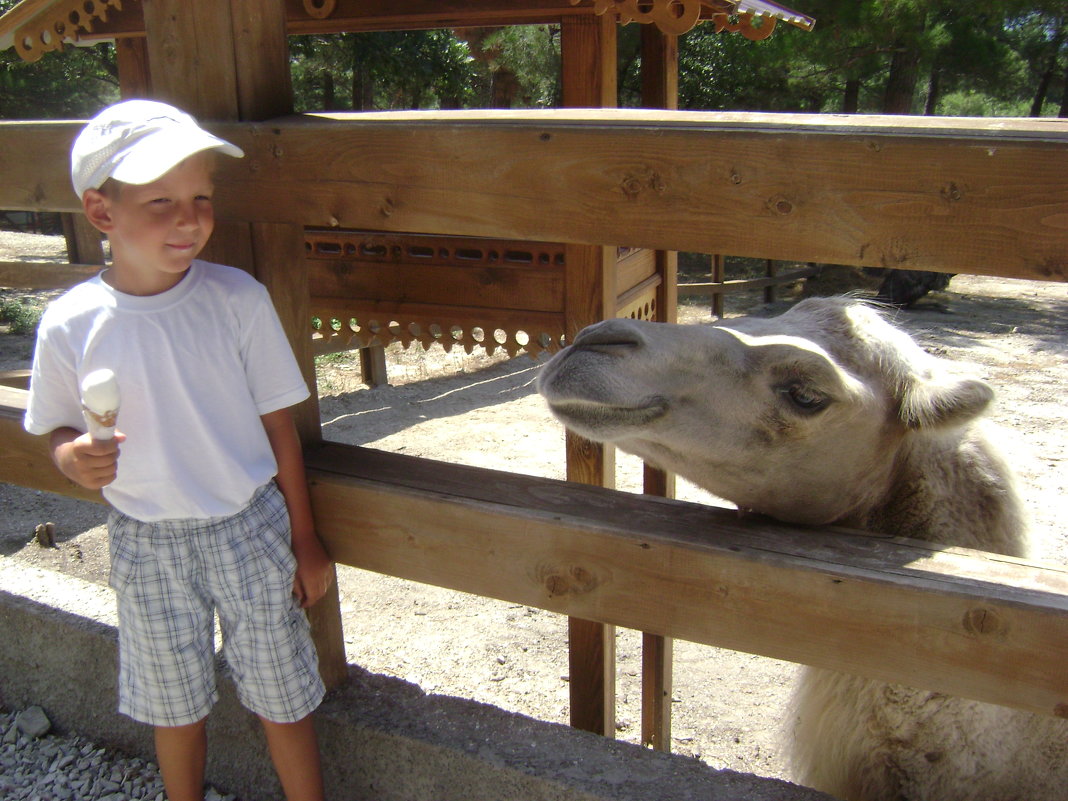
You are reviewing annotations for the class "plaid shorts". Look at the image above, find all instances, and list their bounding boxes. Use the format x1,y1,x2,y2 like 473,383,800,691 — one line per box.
107,482,325,727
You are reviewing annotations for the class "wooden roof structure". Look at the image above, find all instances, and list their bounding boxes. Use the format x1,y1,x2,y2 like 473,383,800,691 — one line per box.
0,0,814,63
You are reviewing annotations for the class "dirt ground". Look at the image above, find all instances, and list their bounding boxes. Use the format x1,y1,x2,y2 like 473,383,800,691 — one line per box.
1,229,1065,783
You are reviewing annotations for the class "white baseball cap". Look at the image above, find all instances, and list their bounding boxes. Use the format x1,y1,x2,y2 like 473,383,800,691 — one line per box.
71,99,244,198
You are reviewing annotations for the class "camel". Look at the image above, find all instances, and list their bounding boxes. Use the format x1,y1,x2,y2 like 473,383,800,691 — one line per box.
536,297,1067,801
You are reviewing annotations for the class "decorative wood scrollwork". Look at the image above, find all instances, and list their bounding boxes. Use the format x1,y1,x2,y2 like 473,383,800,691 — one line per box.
575,0,702,35
305,231,570,359
571,0,811,37
302,0,337,21
710,11,778,41
14,0,128,63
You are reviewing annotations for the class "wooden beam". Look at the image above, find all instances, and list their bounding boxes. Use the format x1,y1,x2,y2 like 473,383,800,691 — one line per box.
640,25,678,111
642,459,675,751
0,389,104,505
2,111,1067,282
641,630,673,751
70,0,596,41
561,13,617,108
115,36,152,98
283,0,592,30
60,214,104,266
298,442,1067,720
2,404,1067,719
557,11,620,738
232,0,294,122
139,0,240,120
637,31,680,748
0,261,100,290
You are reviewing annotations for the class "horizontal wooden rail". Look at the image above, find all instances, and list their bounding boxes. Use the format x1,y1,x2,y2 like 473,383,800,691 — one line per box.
680,265,820,296
3,387,1065,719
2,110,1066,282
0,261,100,290
0,386,104,504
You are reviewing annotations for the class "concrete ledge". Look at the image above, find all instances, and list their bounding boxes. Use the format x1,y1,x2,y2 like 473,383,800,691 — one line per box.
0,560,832,801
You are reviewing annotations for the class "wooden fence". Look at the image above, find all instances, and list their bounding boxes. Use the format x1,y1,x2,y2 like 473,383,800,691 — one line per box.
678,255,821,316
1,111,1066,748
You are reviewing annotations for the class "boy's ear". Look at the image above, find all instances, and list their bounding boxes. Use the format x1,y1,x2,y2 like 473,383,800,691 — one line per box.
82,188,114,233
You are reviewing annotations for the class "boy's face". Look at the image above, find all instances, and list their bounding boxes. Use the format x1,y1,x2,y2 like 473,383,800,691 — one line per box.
84,152,216,295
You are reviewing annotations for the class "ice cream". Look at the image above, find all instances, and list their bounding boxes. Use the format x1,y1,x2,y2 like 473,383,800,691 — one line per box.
80,368,120,440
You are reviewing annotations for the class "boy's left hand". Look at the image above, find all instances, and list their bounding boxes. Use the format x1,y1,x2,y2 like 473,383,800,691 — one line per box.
292,536,334,609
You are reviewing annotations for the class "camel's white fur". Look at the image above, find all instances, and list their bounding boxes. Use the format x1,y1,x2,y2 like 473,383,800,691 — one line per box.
537,297,1067,801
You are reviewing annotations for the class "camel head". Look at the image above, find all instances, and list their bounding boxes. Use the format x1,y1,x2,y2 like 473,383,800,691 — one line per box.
537,297,993,526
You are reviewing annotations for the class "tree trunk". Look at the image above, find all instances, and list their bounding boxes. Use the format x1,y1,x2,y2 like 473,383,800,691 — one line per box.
1060,57,1068,117
351,63,374,110
1030,67,1053,116
454,27,521,109
924,66,941,116
842,78,860,113
322,71,336,110
1031,21,1065,117
883,41,922,114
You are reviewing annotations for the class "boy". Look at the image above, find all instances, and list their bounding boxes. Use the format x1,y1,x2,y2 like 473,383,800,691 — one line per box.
24,100,333,801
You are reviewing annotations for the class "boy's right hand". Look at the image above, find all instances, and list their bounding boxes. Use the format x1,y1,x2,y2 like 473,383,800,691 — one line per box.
51,428,126,490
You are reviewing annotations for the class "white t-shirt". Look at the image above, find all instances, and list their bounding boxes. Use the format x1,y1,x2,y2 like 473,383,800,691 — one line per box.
24,260,310,522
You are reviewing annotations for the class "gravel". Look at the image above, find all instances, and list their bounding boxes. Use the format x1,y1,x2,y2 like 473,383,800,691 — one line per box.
0,706,237,801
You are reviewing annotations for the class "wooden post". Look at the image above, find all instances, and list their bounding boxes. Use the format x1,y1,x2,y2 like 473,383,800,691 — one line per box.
765,258,778,304
712,253,725,318
638,22,679,752
61,215,104,265
563,240,618,736
560,11,618,737
139,0,346,689
115,36,152,99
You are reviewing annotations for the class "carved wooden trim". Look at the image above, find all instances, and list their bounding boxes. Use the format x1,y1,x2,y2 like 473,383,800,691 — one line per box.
710,11,777,41
306,230,570,359
14,0,133,62
570,0,813,36
582,0,702,35
302,0,337,21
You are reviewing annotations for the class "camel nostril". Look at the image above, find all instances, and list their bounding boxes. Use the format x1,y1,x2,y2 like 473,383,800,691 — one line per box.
571,320,645,350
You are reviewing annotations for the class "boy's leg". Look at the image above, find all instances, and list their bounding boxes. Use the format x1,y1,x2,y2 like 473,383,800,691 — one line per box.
155,719,208,801
260,713,325,801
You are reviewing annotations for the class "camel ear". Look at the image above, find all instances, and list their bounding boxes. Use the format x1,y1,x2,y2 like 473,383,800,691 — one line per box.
899,375,993,429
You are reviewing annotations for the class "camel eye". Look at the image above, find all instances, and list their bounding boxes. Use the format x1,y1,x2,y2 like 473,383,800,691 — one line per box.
779,383,829,413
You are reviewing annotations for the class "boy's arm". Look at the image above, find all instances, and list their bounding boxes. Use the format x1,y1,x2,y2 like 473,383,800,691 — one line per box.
49,426,125,490
261,407,334,609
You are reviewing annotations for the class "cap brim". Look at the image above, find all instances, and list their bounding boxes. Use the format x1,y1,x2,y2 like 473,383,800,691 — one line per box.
109,128,244,187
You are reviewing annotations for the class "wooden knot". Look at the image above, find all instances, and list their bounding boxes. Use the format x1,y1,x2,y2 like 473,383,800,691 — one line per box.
620,171,666,199
621,176,644,198
941,182,963,202
769,197,794,215
537,563,599,598
962,607,1005,637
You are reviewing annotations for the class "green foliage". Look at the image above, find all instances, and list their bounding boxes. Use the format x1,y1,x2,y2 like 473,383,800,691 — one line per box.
0,296,44,335
0,41,119,119
290,26,561,112
290,30,478,111
475,26,561,108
